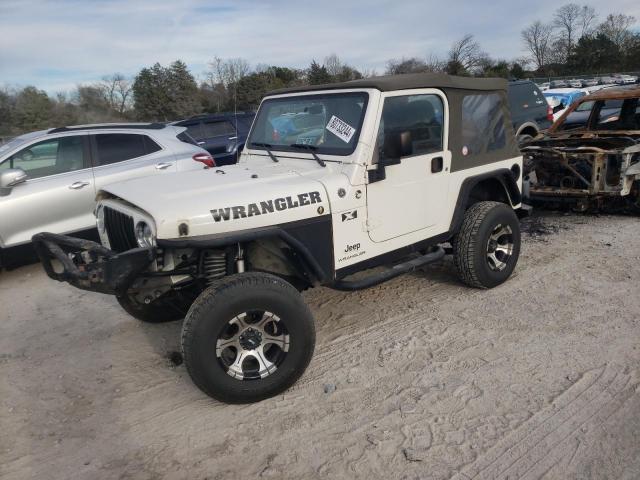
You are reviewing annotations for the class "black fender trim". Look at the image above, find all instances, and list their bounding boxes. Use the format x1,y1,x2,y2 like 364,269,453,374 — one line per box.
448,168,521,235
157,216,333,285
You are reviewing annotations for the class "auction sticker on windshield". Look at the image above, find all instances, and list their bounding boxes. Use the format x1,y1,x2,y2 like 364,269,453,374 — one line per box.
326,115,356,143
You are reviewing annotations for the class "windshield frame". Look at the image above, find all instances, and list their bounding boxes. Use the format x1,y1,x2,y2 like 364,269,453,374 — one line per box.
247,91,370,157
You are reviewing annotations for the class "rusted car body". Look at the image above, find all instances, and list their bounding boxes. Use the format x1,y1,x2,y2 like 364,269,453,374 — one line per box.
522,87,640,211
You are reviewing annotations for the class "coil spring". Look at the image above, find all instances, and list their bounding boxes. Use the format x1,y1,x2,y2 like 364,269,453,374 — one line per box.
201,250,227,285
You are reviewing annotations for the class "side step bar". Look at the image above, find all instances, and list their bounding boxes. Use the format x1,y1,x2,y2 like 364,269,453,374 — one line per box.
330,247,445,291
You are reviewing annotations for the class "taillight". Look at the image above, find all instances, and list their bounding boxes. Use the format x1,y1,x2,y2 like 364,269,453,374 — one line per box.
193,153,215,168
547,104,554,122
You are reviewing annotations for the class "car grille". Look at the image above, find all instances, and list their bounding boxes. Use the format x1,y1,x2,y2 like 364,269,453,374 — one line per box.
103,206,138,252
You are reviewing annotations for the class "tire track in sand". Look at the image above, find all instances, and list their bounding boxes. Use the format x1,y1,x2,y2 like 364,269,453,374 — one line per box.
451,365,637,480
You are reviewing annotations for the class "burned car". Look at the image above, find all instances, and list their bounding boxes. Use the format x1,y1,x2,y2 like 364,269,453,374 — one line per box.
522,87,640,212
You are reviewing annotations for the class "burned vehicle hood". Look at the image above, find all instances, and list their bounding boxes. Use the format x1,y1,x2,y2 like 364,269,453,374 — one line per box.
100,160,333,239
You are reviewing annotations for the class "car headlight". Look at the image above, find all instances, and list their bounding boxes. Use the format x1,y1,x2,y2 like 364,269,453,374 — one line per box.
135,221,155,247
96,205,105,233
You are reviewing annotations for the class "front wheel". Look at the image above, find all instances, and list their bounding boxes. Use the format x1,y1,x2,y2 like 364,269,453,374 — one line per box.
181,272,315,404
453,201,521,289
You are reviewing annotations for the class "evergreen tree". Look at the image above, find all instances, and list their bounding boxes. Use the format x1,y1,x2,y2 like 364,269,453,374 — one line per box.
308,61,331,85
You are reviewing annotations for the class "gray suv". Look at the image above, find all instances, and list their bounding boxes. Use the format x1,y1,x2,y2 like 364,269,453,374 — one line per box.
0,123,214,268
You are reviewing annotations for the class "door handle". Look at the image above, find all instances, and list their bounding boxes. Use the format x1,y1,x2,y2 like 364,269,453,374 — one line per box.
431,157,444,173
68,181,90,190
197,141,206,145
155,162,173,170
228,136,238,140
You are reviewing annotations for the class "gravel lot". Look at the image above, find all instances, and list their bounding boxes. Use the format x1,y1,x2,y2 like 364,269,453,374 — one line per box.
1,213,640,480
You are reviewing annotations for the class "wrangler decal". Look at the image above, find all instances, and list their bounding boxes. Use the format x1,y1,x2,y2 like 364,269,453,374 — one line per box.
211,191,323,221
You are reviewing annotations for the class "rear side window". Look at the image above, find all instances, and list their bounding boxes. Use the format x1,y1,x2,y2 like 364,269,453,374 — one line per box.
93,133,153,166
201,121,236,138
461,94,506,155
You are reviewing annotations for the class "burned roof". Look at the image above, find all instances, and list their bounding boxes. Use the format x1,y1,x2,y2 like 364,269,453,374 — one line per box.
269,73,508,96
575,85,640,102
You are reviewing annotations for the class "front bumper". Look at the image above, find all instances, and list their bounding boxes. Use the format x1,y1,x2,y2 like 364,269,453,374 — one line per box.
32,232,155,295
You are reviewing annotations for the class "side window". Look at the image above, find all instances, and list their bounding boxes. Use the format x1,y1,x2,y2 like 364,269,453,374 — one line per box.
0,136,86,180
461,93,506,155
376,94,444,163
94,134,148,166
143,136,162,154
201,121,236,138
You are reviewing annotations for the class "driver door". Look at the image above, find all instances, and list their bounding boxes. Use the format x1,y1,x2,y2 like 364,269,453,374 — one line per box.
366,90,450,242
0,134,95,247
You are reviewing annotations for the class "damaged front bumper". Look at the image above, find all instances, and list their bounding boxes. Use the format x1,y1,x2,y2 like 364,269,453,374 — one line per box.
32,232,155,295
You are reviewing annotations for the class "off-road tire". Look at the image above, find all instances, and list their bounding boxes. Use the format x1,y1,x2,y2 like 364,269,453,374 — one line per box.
181,272,315,404
116,294,188,323
453,201,521,289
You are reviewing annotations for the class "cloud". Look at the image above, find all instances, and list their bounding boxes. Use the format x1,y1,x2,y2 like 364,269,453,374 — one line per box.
0,0,638,92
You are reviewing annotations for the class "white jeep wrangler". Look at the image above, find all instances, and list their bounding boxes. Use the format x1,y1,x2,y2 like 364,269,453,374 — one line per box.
34,73,526,404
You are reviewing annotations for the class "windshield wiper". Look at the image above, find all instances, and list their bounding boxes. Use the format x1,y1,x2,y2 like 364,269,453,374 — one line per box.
251,142,279,163
289,144,326,167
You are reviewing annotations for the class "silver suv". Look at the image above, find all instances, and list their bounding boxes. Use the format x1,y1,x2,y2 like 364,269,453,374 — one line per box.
0,123,214,267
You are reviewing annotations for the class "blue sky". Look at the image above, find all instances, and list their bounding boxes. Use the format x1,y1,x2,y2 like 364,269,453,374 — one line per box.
0,0,639,93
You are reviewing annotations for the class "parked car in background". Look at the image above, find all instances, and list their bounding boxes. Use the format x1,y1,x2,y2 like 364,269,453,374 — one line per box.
0,123,213,268
507,80,553,145
560,97,625,130
581,78,599,87
550,79,568,88
614,74,638,85
568,79,583,88
598,76,617,85
173,112,255,166
543,88,587,120
538,82,550,91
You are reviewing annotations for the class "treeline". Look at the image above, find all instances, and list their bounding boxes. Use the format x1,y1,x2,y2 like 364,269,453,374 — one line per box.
1,3,638,137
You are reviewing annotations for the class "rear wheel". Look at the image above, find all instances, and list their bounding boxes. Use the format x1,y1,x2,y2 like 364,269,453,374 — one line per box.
181,272,315,404
453,201,521,289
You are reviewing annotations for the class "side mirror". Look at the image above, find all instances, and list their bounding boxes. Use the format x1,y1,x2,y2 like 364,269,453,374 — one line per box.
382,131,413,164
0,168,28,189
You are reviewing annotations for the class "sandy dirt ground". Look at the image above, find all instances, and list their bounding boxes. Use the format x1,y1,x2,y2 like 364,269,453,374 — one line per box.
1,213,640,480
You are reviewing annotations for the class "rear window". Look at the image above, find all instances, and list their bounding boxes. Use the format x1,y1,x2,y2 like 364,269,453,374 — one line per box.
508,83,544,108
461,93,507,156
202,121,236,138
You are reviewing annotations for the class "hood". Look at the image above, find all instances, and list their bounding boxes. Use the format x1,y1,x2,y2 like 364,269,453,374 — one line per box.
100,158,334,239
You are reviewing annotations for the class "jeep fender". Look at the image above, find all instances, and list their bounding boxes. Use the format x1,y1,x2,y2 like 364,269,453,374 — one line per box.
157,216,333,286
449,168,521,235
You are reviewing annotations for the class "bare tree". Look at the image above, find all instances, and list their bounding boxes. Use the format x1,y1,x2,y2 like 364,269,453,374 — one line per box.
598,13,636,50
208,57,250,88
553,3,583,60
579,5,598,37
521,21,555,71
324,54,343,78
447,35,486,73
98,73,132,115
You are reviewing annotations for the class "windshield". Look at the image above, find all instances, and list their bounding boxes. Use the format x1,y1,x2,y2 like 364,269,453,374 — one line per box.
248,92,368,156
0,136,30,158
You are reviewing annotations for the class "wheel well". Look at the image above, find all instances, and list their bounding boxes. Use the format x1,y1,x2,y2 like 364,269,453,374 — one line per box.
467,178,511,207
517,125,538,138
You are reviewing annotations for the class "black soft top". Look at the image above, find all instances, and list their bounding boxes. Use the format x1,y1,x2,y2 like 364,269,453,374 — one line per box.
269,73,508,95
